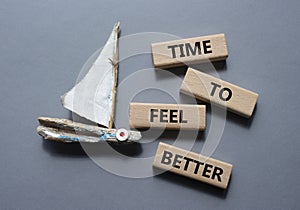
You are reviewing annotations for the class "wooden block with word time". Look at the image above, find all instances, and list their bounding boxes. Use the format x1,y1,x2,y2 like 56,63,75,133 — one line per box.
180,68,259,118
153,142,233,189
129,103,206,130
151,34,228,69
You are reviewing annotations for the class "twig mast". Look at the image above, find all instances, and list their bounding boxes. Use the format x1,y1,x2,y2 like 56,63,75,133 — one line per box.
109,21,120,129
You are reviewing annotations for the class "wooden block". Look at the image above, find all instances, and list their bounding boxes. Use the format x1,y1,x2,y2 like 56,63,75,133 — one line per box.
180,68,259,118
153,142,233,189
151,34,228,69
129,103,206,130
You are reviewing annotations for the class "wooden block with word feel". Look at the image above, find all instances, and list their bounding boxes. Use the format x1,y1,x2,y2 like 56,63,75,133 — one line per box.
129,103,206,130
153,142,233,189
151,34,228,69
180,68,259,118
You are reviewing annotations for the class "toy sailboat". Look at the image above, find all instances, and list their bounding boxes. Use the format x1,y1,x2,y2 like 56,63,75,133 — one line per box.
37,22,142,143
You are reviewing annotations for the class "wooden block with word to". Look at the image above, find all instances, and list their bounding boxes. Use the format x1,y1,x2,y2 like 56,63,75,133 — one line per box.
180,68,259,118
129,103,206,130
151,33,228,69
153,142,233,189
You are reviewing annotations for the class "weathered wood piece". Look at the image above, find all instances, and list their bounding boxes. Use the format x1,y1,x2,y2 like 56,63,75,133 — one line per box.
37,117,142,143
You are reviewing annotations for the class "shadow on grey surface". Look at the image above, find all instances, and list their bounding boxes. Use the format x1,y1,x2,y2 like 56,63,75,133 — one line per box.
155,60,227,75
42,139,142,157
153,168,229,199
42,140,88,157
139,128,205,141
190,60,227,72
109,142,142,156
197,100,255,129
226,105,257,128
158,65,188,76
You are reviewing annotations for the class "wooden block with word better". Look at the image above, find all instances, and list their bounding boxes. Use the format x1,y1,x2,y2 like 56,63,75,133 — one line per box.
129,103,206,130
180,68,259,118
153,142,233,189
151,34,228,69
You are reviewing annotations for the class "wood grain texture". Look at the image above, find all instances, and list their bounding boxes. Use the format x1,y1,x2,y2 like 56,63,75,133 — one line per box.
151,34,228,69
129,103,206,130
153,142,233,189
180,68,259,118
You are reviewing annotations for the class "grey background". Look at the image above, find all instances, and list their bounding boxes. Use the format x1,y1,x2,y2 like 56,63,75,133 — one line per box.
0,0,299,209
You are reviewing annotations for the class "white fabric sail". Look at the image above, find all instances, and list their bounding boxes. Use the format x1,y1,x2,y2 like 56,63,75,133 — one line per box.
61,23,119,128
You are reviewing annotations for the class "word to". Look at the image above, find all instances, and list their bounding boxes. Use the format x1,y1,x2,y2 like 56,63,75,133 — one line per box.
180,68,259,118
